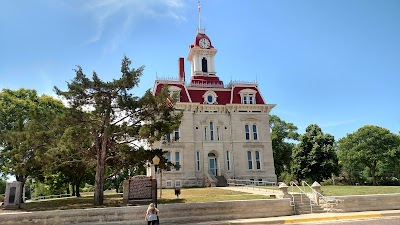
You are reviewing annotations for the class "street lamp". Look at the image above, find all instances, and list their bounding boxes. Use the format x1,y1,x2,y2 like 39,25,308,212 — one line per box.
152,155,160,207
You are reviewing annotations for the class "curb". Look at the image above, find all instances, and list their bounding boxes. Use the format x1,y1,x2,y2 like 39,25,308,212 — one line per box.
283,213,382,224
198,210,400,225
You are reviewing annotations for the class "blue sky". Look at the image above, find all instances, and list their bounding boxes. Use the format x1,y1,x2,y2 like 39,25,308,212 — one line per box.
1,0,399,140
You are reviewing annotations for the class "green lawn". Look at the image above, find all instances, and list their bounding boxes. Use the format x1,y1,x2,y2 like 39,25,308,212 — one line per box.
10,185,400,212
287,185,400,196
321,185,400,196
20,188,269,211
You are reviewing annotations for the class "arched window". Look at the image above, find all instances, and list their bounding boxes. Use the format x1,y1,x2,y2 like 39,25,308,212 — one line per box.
175,152,181,171
245,124,250,140
247,151,253,169
210,121,214,141
255,151,261,169
202,57,208,72
252,124,258,140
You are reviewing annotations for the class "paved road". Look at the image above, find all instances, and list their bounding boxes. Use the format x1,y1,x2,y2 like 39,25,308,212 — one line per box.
295,216,400,225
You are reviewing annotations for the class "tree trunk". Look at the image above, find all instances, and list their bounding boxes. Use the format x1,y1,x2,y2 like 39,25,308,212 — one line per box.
93,134,108,205
76,183,81,197
15,175,26,207
371,161,377,186
72,183,76,196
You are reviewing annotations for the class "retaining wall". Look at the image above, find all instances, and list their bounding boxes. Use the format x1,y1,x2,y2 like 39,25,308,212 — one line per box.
0,199,293,225
325,193,400,212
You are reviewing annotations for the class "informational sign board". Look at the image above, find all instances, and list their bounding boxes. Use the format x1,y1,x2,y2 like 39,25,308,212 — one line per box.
128,175,152,199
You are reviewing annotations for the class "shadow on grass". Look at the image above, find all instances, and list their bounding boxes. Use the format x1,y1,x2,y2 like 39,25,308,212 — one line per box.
159,198,185,204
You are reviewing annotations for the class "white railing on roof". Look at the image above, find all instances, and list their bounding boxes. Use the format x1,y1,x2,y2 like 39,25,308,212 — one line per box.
189,81,224,88
156,75,182,82
226,80,258,88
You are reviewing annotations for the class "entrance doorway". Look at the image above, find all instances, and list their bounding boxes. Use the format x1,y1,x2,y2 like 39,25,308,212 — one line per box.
208,152,217,176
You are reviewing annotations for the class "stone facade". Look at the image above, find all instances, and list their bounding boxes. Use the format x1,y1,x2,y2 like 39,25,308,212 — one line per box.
151,28,277,188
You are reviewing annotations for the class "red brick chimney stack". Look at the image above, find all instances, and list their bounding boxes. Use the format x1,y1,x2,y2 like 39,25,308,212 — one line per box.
178,57,185,82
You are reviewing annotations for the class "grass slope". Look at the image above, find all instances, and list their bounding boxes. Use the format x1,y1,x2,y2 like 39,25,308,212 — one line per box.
3,186,399,212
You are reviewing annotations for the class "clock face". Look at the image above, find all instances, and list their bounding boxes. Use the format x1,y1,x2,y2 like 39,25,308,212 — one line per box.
199,38,210,49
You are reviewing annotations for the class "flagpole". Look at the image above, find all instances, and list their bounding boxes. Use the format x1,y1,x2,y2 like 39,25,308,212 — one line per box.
198,1,201,31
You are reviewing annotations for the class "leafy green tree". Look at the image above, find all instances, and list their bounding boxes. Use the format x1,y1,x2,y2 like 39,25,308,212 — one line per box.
0,89,65,205
0,179,5,194
269,115,299,178
292,124,339,183
46,109,95,197
337,125,400,185
54,56,181,205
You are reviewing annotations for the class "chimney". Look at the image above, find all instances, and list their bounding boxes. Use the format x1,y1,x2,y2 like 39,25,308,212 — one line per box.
178,57,185,82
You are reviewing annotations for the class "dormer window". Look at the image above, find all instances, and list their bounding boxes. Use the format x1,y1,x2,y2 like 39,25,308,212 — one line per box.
203,91,218,104
239,89,257,104
168,86,181,102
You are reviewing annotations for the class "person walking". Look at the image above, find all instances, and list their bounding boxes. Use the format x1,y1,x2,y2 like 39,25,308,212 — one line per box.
145,203,159,225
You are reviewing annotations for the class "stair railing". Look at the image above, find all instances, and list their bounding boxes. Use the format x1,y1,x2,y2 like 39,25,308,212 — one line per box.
301,181,340,207
289,181,314,214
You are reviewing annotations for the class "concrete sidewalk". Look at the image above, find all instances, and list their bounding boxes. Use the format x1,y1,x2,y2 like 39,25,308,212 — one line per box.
191,210,400,224
217,186,280,196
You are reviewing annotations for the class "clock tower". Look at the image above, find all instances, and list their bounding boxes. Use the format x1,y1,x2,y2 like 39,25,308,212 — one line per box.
187,29,217,77
150,1,277,189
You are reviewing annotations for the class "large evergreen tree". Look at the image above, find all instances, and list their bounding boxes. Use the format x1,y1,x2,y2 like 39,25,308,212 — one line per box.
292,124,339,183
54,56,181,205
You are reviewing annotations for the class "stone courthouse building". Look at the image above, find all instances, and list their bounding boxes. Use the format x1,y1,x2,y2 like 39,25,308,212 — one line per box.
151,26,277,188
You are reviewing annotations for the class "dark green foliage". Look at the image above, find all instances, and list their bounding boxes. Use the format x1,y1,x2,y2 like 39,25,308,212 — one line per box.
269,115,299,177
54,56,181,205
0,89,65,184
292,124,339,183
0,179,5,194
337,125,400,186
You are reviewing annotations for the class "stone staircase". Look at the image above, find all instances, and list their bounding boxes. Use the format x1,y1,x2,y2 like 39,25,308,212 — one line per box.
215,176,228,187
291,193,325,215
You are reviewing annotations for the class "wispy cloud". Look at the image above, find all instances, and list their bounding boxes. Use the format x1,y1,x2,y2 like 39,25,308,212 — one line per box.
80,0,187,46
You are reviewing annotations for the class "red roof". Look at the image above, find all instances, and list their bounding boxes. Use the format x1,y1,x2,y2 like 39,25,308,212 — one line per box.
154,82,265,105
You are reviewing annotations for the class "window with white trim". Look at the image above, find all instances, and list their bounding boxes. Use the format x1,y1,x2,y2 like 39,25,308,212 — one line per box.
173,128,179,141
245,124,250,140
204,121,221,141
196,151,201,171
247,151,253,170
247,150,262,170
255,150,261,169
244,123,259,141
239,89,257,104
252,124,258,140
210,121,214,141
166,180,173,188
203,91,218,104
175,180,182,187
175,151,181,171
166,152,171,171
168,86,181,103
226,151,231,171
164,127,180,142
